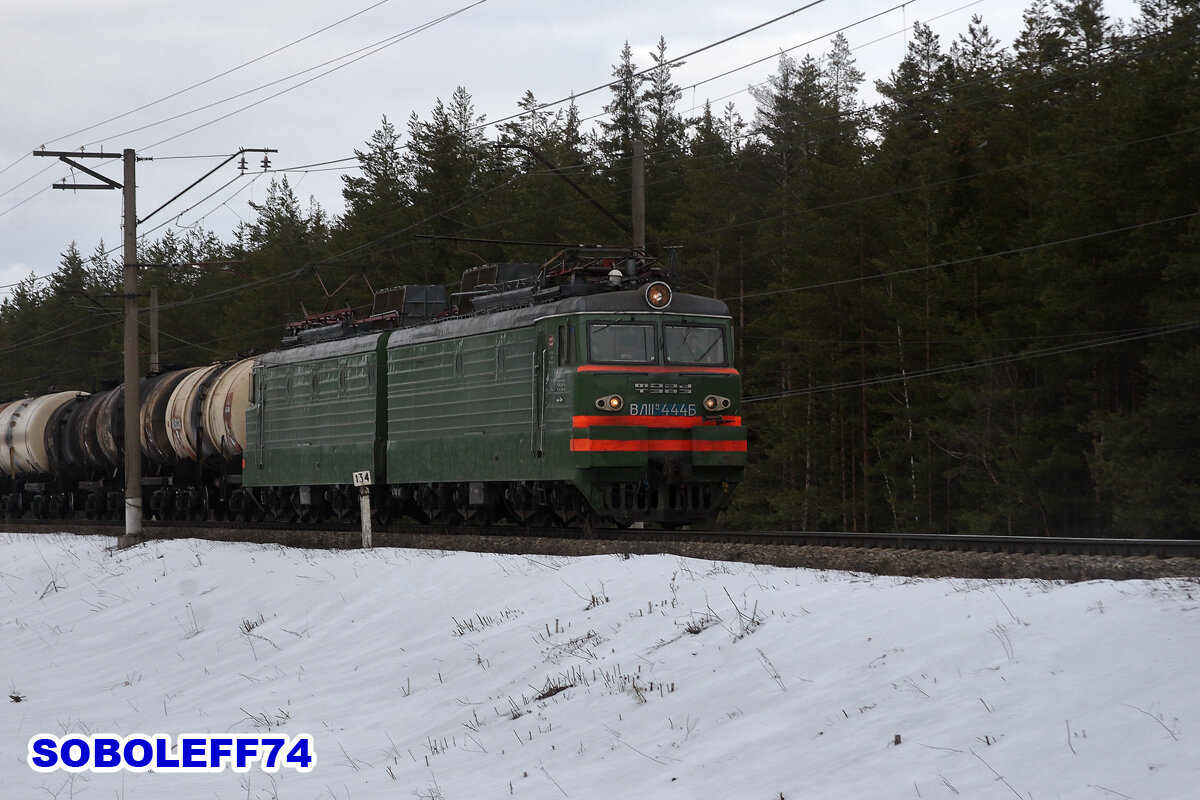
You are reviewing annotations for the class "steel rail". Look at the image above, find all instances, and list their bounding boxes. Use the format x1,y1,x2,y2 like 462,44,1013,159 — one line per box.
1,518,1197,559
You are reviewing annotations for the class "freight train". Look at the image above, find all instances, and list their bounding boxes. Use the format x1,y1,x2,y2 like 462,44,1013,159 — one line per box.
0,248,746,528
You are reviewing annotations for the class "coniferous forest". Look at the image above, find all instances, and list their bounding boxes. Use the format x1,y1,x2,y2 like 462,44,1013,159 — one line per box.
2,1,1198,537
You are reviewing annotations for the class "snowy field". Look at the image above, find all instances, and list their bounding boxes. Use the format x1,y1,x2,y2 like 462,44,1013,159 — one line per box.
1,532,1197,800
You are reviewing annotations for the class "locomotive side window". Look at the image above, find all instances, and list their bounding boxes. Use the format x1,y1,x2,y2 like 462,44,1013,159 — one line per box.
588,323,657,364
664,325,727,366
557,325,577,366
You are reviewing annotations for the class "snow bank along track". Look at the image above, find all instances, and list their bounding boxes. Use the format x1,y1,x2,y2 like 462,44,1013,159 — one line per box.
3,519,1199,581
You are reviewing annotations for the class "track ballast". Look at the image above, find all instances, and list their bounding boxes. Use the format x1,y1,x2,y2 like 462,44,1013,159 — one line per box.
3,518,1199,581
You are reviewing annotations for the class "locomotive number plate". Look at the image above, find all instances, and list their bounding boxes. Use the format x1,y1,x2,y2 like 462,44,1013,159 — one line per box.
629,403,697,416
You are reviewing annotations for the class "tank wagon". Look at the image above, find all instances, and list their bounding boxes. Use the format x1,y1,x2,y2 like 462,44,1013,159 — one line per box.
1,247,746,528
0,361,253,520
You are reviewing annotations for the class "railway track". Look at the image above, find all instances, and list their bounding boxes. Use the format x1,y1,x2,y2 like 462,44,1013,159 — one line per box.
3,516,1200,580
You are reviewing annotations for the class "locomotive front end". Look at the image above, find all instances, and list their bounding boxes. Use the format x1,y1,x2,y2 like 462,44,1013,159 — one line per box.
565,285,746,526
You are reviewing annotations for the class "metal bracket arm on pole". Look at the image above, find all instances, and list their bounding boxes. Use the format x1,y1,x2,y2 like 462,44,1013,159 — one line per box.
139,147,277,225
32,150,124,190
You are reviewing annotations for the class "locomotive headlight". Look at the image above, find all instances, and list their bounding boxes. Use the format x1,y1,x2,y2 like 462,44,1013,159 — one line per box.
703,394,731,412
644,281,672,309
596,394,624,412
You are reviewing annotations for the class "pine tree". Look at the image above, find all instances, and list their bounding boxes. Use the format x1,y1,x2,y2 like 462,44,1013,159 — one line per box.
641,37,688,235
491,92,609,248
335,115,416,285
222,177,331,354
1083,0,1200,535
140,227,233,368
403,87,494,284
595,41,647,225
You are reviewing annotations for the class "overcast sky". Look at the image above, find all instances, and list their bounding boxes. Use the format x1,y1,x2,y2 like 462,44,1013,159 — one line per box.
1,0,1141,301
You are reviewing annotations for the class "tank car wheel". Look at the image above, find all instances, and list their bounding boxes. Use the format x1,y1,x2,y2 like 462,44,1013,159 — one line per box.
185,487,209,521
106,491,124,521
83,493,100,520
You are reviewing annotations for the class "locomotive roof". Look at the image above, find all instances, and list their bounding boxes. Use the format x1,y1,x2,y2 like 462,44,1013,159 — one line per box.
397,288,730,345
255,288,730,366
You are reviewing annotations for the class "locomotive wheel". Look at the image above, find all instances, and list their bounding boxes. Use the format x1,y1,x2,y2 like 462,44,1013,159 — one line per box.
246,493,266,522
528,508,561,529
227,489,245,521
372,493,396,525
462,504,497,526
404,500,430,525
229,488,263,522
453,484,499,526
415,484,461,526
503,483,542,525
265,488,295,522
430,506,464,526
294,487,325,524
328,486,353,520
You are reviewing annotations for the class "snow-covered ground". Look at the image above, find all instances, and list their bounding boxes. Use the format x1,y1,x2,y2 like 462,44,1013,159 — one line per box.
1,532,1197,799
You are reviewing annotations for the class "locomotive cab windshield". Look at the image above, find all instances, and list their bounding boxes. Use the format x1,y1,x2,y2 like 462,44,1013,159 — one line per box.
584,321,729,366
587,323,657,363
664,325,726,366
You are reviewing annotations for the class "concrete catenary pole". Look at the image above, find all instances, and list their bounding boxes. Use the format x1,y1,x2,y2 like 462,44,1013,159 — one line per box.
123,149,142,537
631,139,645,250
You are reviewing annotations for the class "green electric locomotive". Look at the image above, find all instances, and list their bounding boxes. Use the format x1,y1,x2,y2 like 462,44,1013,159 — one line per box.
238,248,746,528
